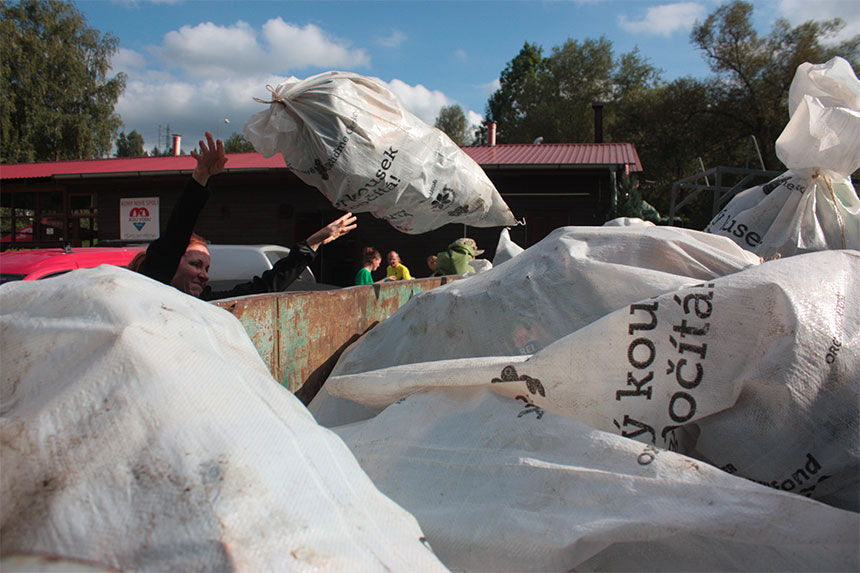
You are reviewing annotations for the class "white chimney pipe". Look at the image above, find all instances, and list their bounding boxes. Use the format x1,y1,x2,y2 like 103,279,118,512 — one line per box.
488,121,497,146
172,134,182,156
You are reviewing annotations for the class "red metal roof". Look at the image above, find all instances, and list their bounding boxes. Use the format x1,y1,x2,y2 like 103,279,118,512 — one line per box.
0,143,641,180
0,152,287,180
464,142,642,172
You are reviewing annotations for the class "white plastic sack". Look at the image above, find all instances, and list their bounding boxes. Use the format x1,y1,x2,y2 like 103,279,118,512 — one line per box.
490,227,524,266
324,250,860,511
244,71,517,234
335,388,860,572
0,267,446,572
705,57,860,257
329,225,761,375
467,258,493,274
311,225,761,427
602,216,656,227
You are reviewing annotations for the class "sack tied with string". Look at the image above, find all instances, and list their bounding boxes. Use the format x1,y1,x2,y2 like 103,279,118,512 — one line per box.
704,57,860,258
243,71,517,234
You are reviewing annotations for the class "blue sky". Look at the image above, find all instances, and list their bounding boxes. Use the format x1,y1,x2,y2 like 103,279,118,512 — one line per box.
75,0,860,152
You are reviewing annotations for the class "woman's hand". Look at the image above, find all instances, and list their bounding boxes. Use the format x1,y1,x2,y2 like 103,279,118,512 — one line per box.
191,131,227,186
306,212,358,251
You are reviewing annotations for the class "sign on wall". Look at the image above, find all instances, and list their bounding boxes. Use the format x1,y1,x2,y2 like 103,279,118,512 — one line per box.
120,197,160,241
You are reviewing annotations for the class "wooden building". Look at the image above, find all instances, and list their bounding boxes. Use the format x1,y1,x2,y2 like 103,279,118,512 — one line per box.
1,142,641,286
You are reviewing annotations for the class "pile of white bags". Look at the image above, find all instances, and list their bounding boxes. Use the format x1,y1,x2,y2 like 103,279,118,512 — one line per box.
0,267,446,572
704,57,860,257
324,249,859,513
310,224,762,426
243,71,517,234
335,388,859,572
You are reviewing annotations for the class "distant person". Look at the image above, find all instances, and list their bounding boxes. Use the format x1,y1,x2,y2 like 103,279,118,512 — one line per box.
426,255,437,275
434,238,483,276
386,250,412,280
355,247,382,285
137,131,356,300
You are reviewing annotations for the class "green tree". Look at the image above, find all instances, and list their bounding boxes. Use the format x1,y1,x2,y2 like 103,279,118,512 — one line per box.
1,0,126,163
484,38,661,145
223,131,255,153
483,42,544,143
115,129,145,157
434,104,470,146
690,0,859,170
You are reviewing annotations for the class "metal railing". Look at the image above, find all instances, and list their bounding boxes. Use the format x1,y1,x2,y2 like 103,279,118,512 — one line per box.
668,166,783,226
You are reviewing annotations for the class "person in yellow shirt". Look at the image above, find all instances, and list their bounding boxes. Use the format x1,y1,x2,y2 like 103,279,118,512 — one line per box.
386,250,412,280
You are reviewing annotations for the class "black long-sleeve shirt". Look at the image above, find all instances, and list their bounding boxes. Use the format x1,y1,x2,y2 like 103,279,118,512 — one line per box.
139,178,315,300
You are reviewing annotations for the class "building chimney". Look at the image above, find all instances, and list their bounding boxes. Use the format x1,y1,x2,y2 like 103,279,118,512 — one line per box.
592,102,604,143
488,121,497,146
172,134,182,156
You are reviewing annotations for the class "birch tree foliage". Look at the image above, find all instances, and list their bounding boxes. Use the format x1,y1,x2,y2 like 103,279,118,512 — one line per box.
1,0,126,163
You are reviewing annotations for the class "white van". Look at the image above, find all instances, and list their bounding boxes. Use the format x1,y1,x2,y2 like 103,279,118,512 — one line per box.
206,244,318,292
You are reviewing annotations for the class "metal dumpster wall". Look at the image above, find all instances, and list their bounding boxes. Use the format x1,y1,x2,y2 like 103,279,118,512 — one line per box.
213,277,453,403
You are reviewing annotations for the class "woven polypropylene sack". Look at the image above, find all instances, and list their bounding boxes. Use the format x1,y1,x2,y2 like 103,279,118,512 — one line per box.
704,57,860,257
325,250,860,512
335,388,860,572
0,266,446,572
244,71,517,234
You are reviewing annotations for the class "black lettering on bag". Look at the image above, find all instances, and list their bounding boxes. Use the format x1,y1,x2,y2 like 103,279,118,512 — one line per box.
628,302,659,334
668,391,696,423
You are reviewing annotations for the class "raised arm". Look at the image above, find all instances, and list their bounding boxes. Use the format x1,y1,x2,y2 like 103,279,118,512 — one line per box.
191,131,227,187
305,212,358,252
140,131,227,286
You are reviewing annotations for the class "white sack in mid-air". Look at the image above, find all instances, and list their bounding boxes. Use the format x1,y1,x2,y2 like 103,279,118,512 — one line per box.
244,71,517,234
0,267,446,573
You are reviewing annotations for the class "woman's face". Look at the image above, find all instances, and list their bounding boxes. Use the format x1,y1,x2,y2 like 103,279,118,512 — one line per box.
171,244,210,297
371,256,382,271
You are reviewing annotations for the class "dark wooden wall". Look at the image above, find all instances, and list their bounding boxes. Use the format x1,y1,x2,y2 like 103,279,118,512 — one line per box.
4,167,616,287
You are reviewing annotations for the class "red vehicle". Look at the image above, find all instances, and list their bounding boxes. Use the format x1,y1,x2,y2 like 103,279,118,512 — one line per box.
0,246,143,283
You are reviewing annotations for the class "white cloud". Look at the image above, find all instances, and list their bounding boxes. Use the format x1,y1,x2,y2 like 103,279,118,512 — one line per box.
617,2,706,37
157,20,266,77
377,29,407,48
383,78,453,125
152,18,369,79
466,109,484,132
778,0,860,44
111,48,147,75
455,49,468,63
262,18,370,69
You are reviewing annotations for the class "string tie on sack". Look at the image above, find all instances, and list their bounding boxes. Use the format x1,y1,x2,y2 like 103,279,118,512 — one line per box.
253,85,287,107
813,168,847,249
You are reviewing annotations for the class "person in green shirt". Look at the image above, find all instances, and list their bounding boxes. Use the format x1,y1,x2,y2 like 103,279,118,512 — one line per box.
355,247,382,285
